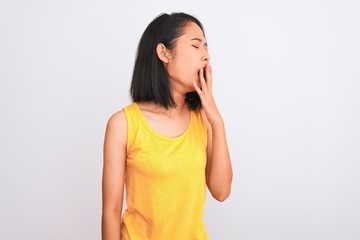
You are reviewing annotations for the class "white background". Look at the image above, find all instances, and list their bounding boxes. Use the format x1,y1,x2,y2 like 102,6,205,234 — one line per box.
1,0,359,239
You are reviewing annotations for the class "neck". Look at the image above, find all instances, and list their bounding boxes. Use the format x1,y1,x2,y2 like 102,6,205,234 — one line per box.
172,91,187,111
151,91,187,117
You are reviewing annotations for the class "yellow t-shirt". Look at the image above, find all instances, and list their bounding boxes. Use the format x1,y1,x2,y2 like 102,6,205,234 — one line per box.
121,103,209,240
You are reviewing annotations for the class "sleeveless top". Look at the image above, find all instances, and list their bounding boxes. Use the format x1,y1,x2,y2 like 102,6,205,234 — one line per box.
121,103,209,240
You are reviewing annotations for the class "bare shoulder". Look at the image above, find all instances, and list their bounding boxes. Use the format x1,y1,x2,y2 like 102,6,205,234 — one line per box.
105,109,128,146
107,109,127,128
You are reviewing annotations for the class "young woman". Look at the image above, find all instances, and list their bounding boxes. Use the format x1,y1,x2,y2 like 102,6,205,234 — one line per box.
102,12,233,240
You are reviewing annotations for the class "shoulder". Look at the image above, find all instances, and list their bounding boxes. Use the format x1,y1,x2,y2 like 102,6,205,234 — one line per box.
104,109,128,146
106,103,137,131
107,109,127,130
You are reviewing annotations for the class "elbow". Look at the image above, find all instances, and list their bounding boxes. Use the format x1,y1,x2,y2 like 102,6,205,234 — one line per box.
207,177,232,202
210,189,231,202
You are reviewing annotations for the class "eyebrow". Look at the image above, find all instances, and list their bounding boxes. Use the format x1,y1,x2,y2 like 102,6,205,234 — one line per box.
190,38,208,46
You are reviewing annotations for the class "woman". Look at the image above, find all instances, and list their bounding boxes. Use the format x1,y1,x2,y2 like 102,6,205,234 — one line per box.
102,12,233,240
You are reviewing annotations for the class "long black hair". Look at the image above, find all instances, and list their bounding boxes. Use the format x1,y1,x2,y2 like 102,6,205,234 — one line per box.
130,12,205,110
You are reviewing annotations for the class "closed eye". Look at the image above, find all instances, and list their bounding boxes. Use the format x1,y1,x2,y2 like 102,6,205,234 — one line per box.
192,45,199,49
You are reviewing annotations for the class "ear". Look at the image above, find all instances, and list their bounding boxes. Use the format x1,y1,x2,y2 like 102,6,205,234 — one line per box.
156,43,170,63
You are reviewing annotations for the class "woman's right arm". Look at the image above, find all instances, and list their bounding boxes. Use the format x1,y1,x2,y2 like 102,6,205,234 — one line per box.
102,110,127,240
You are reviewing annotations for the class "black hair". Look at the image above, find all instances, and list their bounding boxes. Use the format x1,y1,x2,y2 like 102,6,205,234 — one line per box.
130,12,205,110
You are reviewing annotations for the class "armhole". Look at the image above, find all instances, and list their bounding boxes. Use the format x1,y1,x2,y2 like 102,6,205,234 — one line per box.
123,106,132,155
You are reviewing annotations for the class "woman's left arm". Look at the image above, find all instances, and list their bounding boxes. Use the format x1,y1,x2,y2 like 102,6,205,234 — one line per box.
193,65,233,202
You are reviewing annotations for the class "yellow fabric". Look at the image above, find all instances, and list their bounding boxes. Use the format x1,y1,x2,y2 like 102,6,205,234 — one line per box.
121,103,209,240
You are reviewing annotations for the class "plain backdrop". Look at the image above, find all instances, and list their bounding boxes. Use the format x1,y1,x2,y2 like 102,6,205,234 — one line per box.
1,0,359,239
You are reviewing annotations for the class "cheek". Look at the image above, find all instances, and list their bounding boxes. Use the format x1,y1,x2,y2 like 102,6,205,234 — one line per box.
178,56,198,75
168,60,187,76
167,54,198,81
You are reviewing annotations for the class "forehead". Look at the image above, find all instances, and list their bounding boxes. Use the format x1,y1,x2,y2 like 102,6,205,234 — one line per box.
181,22,205,40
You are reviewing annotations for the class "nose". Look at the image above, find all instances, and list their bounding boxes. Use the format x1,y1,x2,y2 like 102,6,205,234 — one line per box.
202,49,210,62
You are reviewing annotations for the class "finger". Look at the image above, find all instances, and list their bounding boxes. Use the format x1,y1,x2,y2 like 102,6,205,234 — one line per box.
193,81,204,98
199,68,209,94
206,64,212,92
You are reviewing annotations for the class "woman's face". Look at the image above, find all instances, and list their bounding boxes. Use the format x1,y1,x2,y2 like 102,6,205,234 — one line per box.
166,21,210,93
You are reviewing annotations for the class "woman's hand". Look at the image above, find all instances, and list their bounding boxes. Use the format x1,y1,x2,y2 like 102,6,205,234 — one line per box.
193,64,223,126
193,64,232,201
